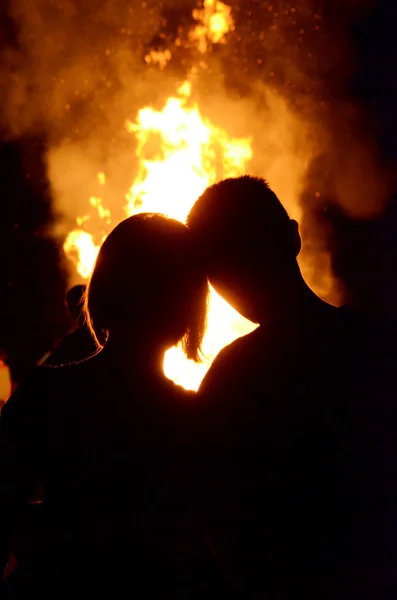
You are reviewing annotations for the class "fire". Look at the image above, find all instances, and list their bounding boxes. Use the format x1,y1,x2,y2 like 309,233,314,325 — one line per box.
89,196,112,222
191,0,235,54
164,286,256,391
62,0,258,390
64,230,99,280
144,49,172,70
125,82,252,222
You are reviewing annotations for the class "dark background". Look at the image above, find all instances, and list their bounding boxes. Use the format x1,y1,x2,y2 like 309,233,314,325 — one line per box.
0,0,397,383
329,1,397,316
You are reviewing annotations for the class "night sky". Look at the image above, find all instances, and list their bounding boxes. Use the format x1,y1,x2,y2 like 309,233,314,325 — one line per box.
0,0,397,383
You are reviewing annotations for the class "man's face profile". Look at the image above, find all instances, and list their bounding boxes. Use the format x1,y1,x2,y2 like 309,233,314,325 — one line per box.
204,218,301,324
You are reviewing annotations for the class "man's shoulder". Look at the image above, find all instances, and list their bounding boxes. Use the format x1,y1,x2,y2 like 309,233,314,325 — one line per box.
337,306,397,350
213,327,261,369
199,328,262,397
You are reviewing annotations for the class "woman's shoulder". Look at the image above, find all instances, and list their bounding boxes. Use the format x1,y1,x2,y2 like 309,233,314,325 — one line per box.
14,361,90,394
1,360,92,430
1,365,54,439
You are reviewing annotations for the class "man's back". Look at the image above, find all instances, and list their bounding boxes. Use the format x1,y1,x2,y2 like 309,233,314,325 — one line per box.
198,307,397,598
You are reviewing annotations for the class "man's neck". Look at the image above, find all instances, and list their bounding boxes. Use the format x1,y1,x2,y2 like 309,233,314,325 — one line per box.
258,271,337,329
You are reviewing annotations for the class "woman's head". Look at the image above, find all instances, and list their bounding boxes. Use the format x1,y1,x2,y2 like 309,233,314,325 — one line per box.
85,213,208,362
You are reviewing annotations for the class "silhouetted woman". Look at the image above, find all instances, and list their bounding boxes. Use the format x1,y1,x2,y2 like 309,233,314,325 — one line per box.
0,214,209,599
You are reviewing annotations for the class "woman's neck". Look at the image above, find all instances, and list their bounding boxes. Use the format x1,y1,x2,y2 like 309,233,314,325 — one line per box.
101,330,167,381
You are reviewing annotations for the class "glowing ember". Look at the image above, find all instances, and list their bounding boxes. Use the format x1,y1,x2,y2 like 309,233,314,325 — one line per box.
144,49,172,70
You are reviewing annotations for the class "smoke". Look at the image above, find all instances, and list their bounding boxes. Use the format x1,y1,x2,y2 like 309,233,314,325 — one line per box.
1,0,160,138
0,0,392,302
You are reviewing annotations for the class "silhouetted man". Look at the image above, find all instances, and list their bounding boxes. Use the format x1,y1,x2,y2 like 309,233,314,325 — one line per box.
188,176,397,599
43,284,97,366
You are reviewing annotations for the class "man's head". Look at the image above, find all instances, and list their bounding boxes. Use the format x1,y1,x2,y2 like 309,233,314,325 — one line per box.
187,176,301,323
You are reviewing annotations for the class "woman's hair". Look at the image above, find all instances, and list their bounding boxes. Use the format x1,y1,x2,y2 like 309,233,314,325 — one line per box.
84,213,208,362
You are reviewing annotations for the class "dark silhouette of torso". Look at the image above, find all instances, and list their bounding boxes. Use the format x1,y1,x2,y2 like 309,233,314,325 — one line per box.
197,306,397,599
1,353,204,598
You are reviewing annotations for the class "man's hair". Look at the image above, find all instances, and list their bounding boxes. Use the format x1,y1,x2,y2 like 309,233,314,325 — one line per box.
84,213,208,362
187,176,292,266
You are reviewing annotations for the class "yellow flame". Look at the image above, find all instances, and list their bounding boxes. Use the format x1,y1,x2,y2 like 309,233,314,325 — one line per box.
164,286,256,390
89,196,112,222
191,0,234,54
144,49,172,70
125,84,252,222
76,215,90,227
64,230,100,280
178,81,192,98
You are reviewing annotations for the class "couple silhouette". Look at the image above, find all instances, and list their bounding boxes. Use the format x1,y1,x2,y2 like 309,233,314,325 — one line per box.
1,176,396,599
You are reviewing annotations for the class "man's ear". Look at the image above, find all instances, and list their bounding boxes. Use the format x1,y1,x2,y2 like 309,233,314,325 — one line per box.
290,220,301,256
